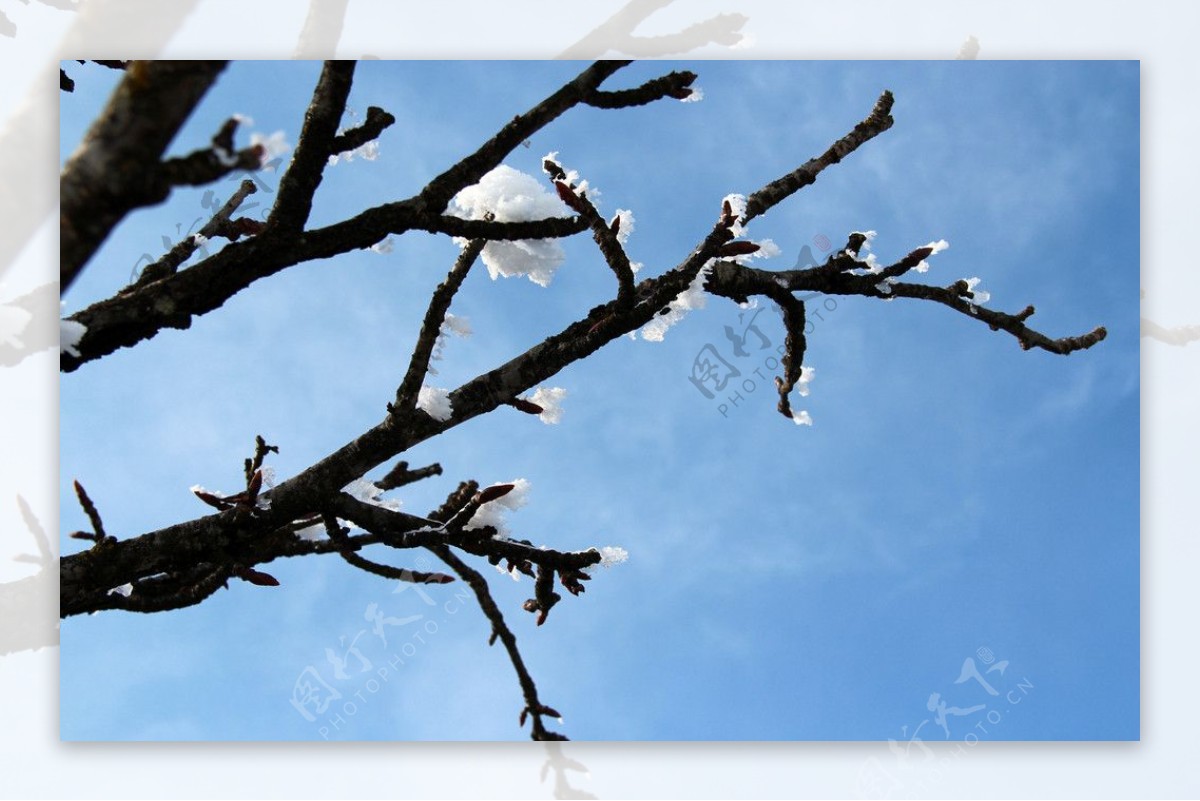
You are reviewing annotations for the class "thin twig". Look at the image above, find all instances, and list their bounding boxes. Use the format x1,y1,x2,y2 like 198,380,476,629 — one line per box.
129,178,260,288
374,461,443,490
393,239,485,415
545,157,636,305
321,512,454,584
268,60,357,232
427,543,568,741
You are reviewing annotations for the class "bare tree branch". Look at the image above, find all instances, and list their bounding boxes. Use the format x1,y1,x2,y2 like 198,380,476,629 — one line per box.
428,542,568,741
393,239,485,415
60,60,228,290
58,86,991,614
60,61,684,371
743,90,895,224
128,178,259,287
704,253,1107,356
267,60,356,232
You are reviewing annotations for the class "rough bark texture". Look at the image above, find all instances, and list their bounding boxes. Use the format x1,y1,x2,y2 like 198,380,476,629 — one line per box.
60,60,228,290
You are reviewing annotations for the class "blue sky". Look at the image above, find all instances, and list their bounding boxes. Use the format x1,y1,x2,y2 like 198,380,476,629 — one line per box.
59,60,1138,742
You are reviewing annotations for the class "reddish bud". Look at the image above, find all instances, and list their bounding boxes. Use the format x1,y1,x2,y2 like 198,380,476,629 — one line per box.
721,199,736,228
193,489,232,510
246,469,263,499
237,567,280,586
609,214,621,236
554,180,584,212
717,241,761,257
477,483,515,504
539,705,563,719
507,398,544,415
423,573,456,584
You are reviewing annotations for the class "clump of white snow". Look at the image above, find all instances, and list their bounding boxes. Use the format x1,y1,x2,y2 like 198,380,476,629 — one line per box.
465,478,532,534
598,546,629,566
640,264,712,342
417,386,454,421
448,165,573,287
369,236,394,254
428,313,472,376
612,208,635,246
107,583,134,597
680,86,704,103
343,478,403,512
963,277,990,305
61,319,87,357
495,562,524,581
582,545,630,575
795,366,815,397
328,139,380,166
788,367,816,426
529,386,567,425
752,239,781,260
441,313,472,337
